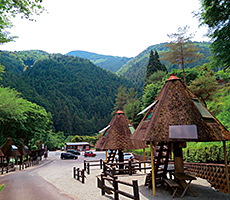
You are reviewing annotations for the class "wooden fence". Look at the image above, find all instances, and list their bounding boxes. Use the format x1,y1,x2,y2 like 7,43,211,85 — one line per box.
73,167,86,183
184,162,230,194
103,160,151,176
84,159,103,174
97,172,140,200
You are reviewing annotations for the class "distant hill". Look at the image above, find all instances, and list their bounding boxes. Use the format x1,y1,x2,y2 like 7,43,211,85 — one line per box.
117,42,211,88
0,51,134,135
66,50,131,73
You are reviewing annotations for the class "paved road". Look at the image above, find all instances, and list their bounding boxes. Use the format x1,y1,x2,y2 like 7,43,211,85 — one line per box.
0,150,105,200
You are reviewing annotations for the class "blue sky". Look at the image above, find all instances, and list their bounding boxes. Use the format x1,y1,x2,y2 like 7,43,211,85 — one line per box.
1,0,209,57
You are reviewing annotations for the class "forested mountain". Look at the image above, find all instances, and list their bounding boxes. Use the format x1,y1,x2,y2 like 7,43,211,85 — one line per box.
117,42,211,88
0,51,134,136
66,50,131,73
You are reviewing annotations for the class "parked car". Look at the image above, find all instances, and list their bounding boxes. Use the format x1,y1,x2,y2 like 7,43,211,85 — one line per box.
67,149,81,155
84,151,96,157
115,152,134,160
61,152,78,159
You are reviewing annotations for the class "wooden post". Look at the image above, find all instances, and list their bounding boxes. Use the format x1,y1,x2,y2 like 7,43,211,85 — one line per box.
150,141,156,196
87,162,90,174
103,161,106,175
112,166,116,177
174,142,184,173
113,176,118,200
84,159,86,170
101,173,105,195
105,150,108,162
100,159,103,169
82,169,85,183
128,159,132,175
133,180,140,200
73,167,76,178
143,148,146,174
223,141,230,194
77,168,80,180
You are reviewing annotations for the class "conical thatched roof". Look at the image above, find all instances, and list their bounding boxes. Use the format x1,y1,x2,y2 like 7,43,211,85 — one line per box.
95,110,147,150
19,140,31,155
0,138,21,157
0,149,4,157
133,74,230,143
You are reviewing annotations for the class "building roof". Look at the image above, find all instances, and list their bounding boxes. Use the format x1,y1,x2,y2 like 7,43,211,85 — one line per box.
65,142,89,146
133,74,230,143
95,110,147,150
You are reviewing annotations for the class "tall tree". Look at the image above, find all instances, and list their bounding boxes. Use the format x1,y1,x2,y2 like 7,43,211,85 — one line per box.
0,0,44,44
112,86,127,114
144,50,167,88
198,0,230,69
160,26,204,85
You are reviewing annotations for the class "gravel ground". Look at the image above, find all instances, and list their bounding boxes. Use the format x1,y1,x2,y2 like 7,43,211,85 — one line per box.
38,152,230,200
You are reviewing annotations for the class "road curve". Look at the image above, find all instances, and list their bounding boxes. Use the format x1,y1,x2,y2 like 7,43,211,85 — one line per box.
0,158,74,200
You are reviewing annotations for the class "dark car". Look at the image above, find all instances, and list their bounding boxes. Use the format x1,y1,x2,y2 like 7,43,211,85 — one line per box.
67,149,81,155
61,152,78,159
84,151,96,157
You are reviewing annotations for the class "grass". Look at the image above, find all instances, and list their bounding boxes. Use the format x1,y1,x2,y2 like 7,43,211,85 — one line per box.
0,184,5,192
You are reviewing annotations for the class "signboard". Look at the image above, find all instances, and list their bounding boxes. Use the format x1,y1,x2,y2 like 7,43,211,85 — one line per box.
169,125,198,139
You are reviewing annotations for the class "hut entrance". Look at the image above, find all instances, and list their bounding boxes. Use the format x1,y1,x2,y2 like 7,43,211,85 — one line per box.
145,142,171,187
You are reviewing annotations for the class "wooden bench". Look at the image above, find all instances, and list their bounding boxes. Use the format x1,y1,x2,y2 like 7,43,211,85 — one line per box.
163,179,180,198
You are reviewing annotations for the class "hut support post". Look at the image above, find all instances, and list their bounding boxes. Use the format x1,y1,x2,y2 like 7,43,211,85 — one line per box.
143,148,146,174
150,141,156,196
173,143,184,173
223,141,230,194
105,150,108,162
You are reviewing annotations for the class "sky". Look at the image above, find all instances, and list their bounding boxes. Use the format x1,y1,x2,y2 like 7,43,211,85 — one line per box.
1,0,209,58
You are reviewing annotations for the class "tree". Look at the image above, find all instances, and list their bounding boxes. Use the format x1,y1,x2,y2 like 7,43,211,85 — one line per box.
144,50,167,88
123,88,141,126
160,26,204,85
112,86,127,114
188,64,218,107
0,0,44,44
198,0,230,69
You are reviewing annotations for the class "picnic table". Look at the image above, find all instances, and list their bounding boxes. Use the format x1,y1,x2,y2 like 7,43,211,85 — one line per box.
173,172,197,198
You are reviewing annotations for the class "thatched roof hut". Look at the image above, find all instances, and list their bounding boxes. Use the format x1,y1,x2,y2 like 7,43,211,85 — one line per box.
19,140,31,155
95,110,147,150
133,74,230,143
0,138,21,157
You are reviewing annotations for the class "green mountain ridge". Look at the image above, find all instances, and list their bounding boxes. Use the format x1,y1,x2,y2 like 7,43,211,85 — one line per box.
0,51,134,135
117,42,212,88
66,50,132,73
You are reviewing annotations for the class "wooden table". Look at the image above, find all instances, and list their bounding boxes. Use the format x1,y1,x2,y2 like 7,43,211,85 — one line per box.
173,172,197,198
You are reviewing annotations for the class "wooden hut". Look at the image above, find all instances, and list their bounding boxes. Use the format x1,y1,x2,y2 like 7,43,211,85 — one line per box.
95,110,147,164
18,140,31,167
133,74,230,195
0,138,21,170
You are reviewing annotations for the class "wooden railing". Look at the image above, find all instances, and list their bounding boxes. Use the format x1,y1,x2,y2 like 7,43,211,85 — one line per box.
84,159,103,174
73,167,86,183
103,160,151,176
184,162,230,194
98,172,140,200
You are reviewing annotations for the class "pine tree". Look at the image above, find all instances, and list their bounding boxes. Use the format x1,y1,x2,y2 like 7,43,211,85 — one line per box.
144,50,167,88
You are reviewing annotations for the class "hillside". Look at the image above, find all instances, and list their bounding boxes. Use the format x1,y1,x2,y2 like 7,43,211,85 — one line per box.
66,50,131,73
0,51,134,135
117,42,211,88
